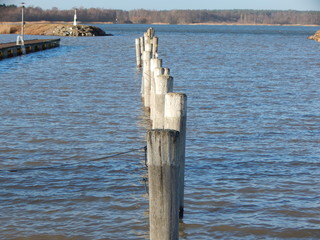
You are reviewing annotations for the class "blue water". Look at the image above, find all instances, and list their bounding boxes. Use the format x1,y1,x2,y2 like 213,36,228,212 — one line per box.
0,24,319,239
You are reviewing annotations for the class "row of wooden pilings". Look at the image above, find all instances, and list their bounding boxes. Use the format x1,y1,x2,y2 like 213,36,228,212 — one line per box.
136,28,187,240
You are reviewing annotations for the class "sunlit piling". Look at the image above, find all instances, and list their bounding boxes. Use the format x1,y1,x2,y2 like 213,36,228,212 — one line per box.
135,38,142,68
138,27,159,110
137,27,187,239
152,36,158,58
142,50,152,109
152,68,173,129
164,93,187,218
147,129,180,240
150,58,163,123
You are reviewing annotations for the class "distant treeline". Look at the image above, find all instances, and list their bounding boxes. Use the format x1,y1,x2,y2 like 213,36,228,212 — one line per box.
1,4,320,25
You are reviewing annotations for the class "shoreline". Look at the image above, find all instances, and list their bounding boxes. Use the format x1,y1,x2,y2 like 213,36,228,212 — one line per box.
1,21,318,36
0,23,110,36
1,21,319,27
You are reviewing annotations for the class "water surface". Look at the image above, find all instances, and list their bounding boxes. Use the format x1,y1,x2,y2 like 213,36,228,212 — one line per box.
0,24,319,239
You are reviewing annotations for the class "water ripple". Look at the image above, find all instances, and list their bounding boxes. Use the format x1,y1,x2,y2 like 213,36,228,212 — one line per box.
1,25,320,239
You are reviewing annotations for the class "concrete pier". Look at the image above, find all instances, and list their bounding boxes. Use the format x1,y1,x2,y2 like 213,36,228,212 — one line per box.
0,39,60,60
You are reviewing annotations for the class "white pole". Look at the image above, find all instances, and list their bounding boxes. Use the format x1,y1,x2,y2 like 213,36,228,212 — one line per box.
73,9,77,26
16,2,25,47
21,3,24,40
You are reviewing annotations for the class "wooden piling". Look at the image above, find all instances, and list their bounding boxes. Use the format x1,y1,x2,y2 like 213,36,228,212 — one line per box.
136,28,188,237
144,33,152,52
142,50,152,109
152,68,173,129
164,93,187,219
147,129,180,240
135,38,142,68
150,58,163,123
146,27,155,39
140,37,145,55
140,27,159,109
152,37,158,58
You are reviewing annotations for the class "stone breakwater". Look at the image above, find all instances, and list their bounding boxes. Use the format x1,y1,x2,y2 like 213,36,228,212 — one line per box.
0,23,112,36
52,25,111,36
308,30,320,42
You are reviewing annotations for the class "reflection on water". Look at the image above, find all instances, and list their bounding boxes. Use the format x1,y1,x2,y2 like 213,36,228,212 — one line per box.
0,25,320,239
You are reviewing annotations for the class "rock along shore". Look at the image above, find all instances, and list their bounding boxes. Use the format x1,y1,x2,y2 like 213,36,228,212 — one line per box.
52,24,112,36
308,30,320,42
0,23,112,36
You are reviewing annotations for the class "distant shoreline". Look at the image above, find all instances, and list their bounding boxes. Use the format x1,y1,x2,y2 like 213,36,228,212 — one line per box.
1,21,319,27
0,21,318,36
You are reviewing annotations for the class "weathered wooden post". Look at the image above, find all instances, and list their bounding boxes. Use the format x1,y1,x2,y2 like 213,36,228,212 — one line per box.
146,28,154,47
152,68,173,129
164,93,187,219
144,27,155,56
141,28,155,109
135,38,142,68
142,50,152,109
140,27,159,108
144,31,152,53
145,39,152,52
147,27,155,39
140,37,144,55
152,36,158,58
147,129,180,240
150,58,163,123
139,36,145,99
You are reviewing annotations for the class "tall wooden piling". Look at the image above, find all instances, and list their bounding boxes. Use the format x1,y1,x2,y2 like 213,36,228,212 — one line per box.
144,32,152,53
135,38,142,68
142,50,151,107
147,27,155,39
152,68,173,129
150,58,163,122
140,37,144,55
136,28,188,239
164,93,187,219
147,129,180,240
139,27,159,109
152,37,158,58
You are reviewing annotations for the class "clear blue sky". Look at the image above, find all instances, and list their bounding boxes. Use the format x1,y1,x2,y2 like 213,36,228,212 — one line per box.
2,0,320,11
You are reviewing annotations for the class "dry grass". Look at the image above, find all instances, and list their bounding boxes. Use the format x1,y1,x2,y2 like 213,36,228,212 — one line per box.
0,23,67,35
0,25,19,34
24,24,61,35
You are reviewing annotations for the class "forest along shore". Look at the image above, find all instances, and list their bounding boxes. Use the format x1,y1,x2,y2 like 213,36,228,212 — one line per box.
1,5,320,25
0,23,112,36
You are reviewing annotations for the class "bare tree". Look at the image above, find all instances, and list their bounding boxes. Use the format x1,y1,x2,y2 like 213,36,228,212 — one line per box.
1,5,319,25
